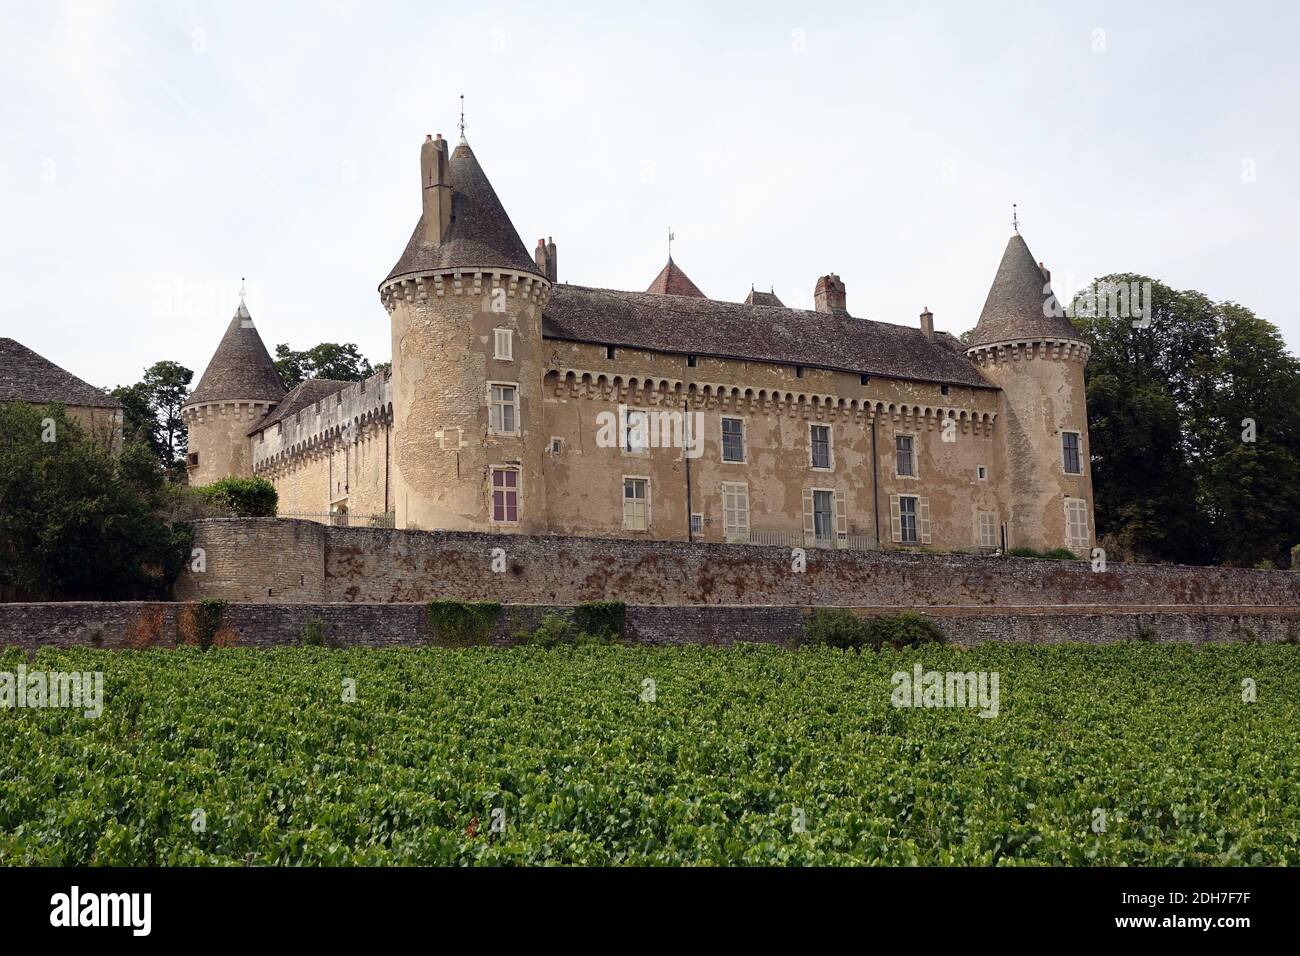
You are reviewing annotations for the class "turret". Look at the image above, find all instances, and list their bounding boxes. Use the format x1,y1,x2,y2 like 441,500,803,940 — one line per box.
181,300,286,486
379,130,550,531
965,233,1095,555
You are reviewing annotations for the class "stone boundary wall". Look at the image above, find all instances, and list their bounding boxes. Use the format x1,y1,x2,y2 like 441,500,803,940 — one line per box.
176,518,1300,609
2,602,1297,651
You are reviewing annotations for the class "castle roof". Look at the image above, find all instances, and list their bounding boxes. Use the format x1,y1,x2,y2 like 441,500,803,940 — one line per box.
542,287,995,389
0,337,120,408
967,234,1084,349
248,377,350,435
384,139,542,284
646,258,706,298
184,302,287,408
744,288,784,308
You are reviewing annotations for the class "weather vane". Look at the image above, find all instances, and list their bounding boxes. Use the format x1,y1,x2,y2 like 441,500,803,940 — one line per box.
668,227,674,260
1012,203,1019,234
239,277,246,303
458,94,466,140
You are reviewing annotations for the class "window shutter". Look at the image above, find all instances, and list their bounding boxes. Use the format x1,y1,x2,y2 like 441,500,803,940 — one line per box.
973,510,981,546
919,497,932,544
802,489,815,541
834,490,848,544
889,495,902,543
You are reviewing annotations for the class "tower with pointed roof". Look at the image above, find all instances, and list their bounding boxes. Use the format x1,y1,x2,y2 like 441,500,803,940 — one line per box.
181,300,286,486
965,233,1095,553
378,130,551,531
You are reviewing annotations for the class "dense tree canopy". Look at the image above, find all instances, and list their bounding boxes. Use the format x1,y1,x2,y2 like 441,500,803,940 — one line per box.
112,359,193,477
274,342,375,390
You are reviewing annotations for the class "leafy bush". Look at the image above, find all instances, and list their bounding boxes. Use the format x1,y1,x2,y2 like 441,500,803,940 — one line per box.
528,613,573,648
426,601,500,648
1043,548,1082,560
866,611,947,649
1007,547,1042,558
804,608,869,649
192,476,278,517
804,609,945,650
574,601,625,643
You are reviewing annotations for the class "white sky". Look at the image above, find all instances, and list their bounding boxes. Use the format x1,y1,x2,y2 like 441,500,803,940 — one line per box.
2,0,1297,391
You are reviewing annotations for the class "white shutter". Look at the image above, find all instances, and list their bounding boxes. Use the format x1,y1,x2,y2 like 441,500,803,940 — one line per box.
834,490,848,546
889,494,902,543
802,489,815,542
919,497,932,545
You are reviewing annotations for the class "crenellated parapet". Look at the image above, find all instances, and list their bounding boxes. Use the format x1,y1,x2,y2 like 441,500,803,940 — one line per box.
964,338,1091,368
544,367,998,437
251,372,392,475
378,268,550,314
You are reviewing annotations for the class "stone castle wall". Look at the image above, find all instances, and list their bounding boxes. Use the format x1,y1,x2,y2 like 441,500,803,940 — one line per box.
178,518,1300,609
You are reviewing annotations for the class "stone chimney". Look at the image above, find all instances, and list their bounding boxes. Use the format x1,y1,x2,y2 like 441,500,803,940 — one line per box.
814,274,847,313
420,133,452,244
535,237,557,283
920,307,934,340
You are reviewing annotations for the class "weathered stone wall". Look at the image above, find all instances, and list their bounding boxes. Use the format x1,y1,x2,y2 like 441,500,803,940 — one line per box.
176,518,1300,610
1,602,1296,650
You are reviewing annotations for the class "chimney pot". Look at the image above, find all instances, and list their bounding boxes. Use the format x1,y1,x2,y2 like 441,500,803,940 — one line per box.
920,307,934,340
814,274,847,314
536,236,558,284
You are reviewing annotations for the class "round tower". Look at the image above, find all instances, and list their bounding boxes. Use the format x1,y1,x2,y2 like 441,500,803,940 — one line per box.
378,132,550,532
181,300,286,486
965,233,1095,554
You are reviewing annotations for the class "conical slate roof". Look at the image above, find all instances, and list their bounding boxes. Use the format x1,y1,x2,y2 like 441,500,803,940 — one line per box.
0,337,120,408
184,302,287,407
646,258,705,298
384,139,542,284
967,234,1084,349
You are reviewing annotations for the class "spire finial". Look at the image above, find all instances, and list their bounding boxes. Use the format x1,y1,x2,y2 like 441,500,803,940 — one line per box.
668,227,674,261
1012,203,1019,234
458,94,466,142
239,277,246,303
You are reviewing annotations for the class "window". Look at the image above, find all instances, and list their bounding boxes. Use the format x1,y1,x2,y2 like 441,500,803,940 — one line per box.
488,383,518,435
623,477,649,531
493,328,513,361
896,434,916,477
491,468,519,523
1062,431,1082,475
687,355,697,368
690,513,703,535
722,482,750,543
977,465,987,481
860,373,870,385
810,424,833,470
795,366,804,378
187,451,199,466
940,384,950,396
550,437,563,454
812,490,834,539
890,494,931,545
606,345,616,360
623,409,649,454
977,510,997,548
1065,498,1089,554
721,417,745,463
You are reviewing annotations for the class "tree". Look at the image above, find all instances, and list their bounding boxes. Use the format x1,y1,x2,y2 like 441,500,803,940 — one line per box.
112,360,193,475
274,342,375,390
0,402,191,600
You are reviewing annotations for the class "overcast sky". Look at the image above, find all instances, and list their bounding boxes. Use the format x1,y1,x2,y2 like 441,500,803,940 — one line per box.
2,0,1297,392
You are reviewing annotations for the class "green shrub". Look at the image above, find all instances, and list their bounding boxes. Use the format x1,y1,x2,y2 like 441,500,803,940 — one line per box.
301,617,325,647
193,476,278,517
1007,547,1041,558
529,613,573,648
178,598,228,650
425,600,500,648
804,608,870,649
574,601,625,642
865,611,947,649
1043,548,1081,560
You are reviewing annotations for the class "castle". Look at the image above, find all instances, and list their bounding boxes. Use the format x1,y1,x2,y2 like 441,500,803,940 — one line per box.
180,127,1096,555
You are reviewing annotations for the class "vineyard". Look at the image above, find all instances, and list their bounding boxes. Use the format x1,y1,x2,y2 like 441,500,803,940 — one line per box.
1,642,1297,865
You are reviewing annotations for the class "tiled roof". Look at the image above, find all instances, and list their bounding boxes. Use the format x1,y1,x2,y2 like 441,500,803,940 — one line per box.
968,234,1084,348
384,139,542,284
646,259,705,298
744,288,784,307
0,338,120,408
542,286,996,389
184,302,287,407
248,378,350,435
